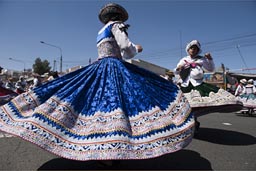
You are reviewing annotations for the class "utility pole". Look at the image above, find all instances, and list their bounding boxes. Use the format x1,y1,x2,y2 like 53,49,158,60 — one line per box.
53,60,57,71
9,57,26,76
236,45,249,72
221,63,226,90
179,30,183,59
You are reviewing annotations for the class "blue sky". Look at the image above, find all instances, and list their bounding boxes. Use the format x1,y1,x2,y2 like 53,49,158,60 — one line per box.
1,0,256,73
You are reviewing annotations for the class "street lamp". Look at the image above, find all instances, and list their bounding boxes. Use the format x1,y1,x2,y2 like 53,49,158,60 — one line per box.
40,41,63,73
9,57,26,75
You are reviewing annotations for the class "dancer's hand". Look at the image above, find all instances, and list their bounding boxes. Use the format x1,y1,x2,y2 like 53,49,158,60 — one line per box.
176,65,184,71
205,53,213,60
136,45,143,53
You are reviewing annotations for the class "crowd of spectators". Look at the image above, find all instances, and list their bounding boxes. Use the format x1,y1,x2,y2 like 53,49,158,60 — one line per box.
0,71,59,94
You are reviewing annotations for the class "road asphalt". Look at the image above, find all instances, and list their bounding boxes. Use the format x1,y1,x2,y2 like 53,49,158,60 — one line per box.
0,112,255,170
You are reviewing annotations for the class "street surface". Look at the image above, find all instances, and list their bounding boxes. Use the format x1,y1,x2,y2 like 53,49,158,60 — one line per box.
0,112,255,170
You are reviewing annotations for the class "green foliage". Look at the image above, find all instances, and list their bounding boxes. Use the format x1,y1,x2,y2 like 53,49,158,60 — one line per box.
32,57,51,75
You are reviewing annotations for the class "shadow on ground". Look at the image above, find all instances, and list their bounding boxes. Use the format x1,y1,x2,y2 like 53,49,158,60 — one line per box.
194,127,256,145
37,149,212,170
235,113,256,117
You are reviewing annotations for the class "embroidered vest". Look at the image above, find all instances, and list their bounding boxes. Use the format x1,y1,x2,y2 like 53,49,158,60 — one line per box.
97,22,122,59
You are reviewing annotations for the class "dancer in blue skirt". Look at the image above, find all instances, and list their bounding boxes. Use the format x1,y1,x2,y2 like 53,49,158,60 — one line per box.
0,3,194,161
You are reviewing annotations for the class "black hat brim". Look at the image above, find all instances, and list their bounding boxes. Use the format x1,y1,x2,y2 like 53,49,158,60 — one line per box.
99,3,128,24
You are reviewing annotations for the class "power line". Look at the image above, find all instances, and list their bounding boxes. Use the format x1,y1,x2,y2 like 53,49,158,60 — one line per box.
203,33,256,46
136,32,256,60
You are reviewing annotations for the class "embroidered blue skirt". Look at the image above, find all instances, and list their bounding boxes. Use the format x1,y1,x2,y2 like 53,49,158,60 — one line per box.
0,57,194,161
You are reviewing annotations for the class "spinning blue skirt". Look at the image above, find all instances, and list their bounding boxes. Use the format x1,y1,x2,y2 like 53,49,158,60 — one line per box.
0,57,194,161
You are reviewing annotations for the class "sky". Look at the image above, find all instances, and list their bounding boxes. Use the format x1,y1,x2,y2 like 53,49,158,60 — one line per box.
1,0,256,74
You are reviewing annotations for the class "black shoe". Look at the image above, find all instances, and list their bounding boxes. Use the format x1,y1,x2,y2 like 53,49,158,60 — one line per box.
96,160,121,168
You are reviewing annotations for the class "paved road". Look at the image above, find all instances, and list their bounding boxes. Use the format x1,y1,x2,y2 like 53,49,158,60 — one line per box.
0,112,255,170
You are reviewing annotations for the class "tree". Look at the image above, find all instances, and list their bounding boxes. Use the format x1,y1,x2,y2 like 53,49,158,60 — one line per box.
32,58,51,75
